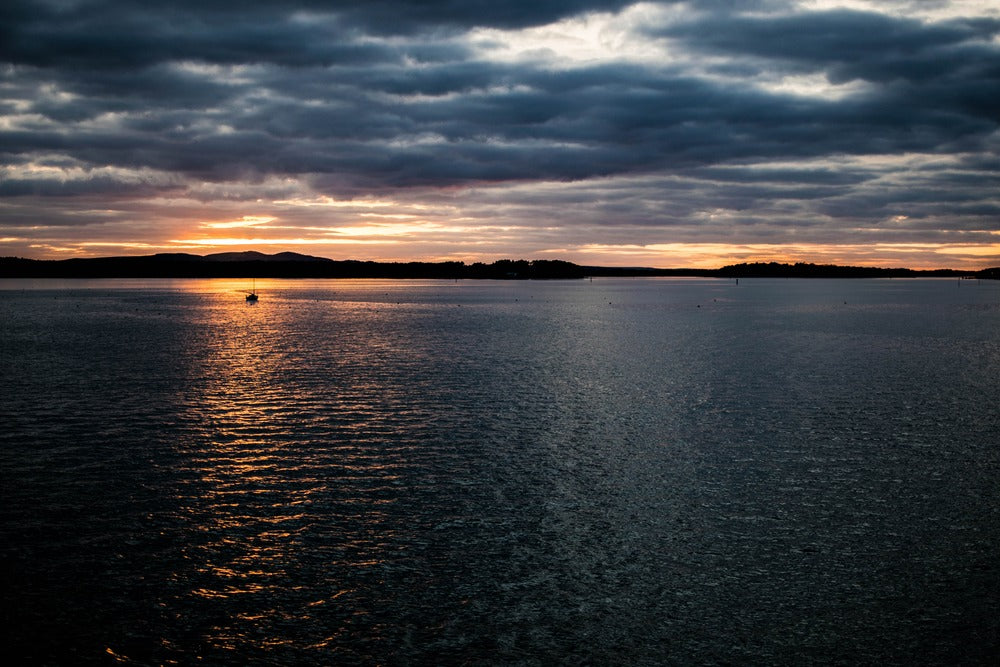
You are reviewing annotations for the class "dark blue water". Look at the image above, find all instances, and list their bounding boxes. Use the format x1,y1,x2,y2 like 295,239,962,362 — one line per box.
2,278,999,665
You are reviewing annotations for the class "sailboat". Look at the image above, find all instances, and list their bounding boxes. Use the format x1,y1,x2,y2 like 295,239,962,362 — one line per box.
245,278,259,302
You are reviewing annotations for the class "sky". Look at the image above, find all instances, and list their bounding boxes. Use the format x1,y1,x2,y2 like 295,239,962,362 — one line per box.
2,0,999,269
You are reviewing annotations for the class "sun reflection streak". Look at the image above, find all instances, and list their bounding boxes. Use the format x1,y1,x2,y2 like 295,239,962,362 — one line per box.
163,283,417,657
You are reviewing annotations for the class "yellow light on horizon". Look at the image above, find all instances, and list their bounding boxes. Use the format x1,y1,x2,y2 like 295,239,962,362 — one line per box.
568,241,1000,270
935,244,1000,257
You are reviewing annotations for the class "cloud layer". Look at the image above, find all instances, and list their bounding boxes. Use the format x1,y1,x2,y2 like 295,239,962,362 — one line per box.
2,0,998,267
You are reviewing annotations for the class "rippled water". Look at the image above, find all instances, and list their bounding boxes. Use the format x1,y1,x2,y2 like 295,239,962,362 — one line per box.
2,277,999,665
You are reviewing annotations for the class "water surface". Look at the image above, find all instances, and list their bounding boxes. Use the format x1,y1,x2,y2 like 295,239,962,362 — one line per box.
2,278,998,664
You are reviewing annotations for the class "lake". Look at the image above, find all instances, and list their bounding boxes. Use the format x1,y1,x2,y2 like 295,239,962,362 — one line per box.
1,277,998,665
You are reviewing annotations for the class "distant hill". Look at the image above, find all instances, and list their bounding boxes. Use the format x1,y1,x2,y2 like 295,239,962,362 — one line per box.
716,261,973,279
0,254,996,280
203,251,331,262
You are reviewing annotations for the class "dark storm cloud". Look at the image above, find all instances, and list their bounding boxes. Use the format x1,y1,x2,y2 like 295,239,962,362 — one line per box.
0,174,176,198
1,0,998,262
4,2,998,184
11,61,974,192
655,9,1000,118
655,10,1000,69
687,166,869,186
0,8,396,70
0,0,637,69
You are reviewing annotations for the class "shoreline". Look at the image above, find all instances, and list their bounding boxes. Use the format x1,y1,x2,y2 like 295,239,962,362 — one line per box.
2,254,997,280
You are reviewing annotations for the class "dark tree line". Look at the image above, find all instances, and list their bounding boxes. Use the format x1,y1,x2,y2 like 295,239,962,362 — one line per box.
0,255,587,279
1,255,996,280
716,261,975,279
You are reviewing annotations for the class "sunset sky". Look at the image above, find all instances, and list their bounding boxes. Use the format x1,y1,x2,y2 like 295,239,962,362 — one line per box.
2,0,999,269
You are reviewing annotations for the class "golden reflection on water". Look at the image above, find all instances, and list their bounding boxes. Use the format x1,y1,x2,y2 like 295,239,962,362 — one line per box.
169,280,404,656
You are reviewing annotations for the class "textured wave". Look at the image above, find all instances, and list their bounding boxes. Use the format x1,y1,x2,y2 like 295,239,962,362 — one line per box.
2,278,999,664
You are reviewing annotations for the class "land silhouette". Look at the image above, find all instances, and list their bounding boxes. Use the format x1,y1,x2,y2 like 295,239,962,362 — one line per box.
1,252,997,280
